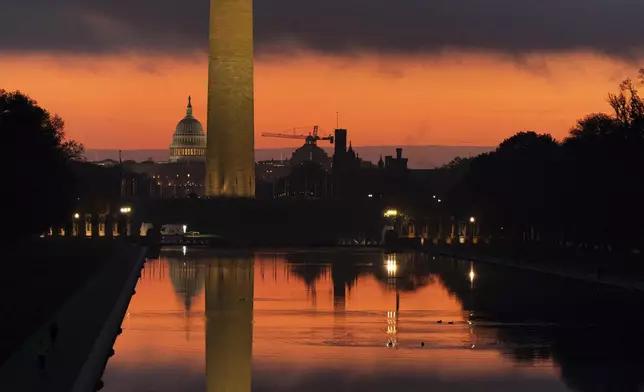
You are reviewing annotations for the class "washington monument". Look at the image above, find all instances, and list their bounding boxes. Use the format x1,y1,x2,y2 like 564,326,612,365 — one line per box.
206,0,255,197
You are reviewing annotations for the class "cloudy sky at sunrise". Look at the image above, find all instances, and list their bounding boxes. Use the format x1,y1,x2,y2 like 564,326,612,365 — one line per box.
2,0,644,149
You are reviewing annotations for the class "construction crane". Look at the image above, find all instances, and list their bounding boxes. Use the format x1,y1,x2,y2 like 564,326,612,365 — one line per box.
262,125,334,145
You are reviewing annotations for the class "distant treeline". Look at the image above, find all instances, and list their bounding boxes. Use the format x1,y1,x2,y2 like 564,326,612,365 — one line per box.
440,69,644,249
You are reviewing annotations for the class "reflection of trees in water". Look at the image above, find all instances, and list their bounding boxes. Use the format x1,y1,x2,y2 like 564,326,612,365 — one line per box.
286,252,435,300
432,255,644,392
551,327,644,392
285,252,644,390
370,253,434,293
285,252,372,308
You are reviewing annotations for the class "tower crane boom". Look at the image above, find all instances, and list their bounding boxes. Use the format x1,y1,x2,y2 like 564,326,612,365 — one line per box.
261,125,334,144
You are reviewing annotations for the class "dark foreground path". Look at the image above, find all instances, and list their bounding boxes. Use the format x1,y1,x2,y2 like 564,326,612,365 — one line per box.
0,238,126,365
0,238,146,392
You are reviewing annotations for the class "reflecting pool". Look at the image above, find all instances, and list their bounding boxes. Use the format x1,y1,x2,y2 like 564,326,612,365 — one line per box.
102,249,644,391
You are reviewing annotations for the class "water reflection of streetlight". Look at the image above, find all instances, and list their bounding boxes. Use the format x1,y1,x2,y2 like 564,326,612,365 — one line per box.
386,310,397,348
386,254,397,276
469,262,476,289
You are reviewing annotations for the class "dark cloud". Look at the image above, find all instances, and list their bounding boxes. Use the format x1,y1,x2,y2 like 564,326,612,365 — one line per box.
2,0,644,58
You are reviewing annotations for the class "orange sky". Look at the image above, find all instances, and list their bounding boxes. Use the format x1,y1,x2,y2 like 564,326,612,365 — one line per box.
2,51,638,149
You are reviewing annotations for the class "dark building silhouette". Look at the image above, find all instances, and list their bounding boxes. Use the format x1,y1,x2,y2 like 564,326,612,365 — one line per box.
384,148,408,173
333,128,348,169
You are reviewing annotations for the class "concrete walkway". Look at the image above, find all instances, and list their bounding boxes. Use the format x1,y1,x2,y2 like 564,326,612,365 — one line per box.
437,249,644,292
0,244,146,392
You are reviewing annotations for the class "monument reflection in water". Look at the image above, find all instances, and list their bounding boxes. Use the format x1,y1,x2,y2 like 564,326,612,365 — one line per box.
102,249,644,392
205,257,253,392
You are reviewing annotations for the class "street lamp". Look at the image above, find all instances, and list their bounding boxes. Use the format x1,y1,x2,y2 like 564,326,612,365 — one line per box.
468,216,478,243
72,213,80,236
384,209,399,218
119,206,133,237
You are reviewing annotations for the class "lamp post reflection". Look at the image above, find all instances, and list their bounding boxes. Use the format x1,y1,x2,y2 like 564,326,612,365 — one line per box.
469,262,476,289
386,255,398,277
466,261,478,348
384,254,400,348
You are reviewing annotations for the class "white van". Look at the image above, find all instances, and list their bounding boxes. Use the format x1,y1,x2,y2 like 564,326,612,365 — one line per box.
160,224,186,236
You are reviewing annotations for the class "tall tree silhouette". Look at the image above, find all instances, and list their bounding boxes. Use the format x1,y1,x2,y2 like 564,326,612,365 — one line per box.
444,70,644,250
0,90,84,241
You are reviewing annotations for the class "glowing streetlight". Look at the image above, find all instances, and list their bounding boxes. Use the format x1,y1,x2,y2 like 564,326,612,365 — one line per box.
73,213,80,219
469,216,476,223
120,206,132,214
384,209,399,218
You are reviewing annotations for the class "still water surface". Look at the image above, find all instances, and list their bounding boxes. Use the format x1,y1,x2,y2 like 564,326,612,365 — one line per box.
102,248,644,391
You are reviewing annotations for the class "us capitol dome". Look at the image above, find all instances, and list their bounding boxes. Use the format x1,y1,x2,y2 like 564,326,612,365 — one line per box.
169,96,206,162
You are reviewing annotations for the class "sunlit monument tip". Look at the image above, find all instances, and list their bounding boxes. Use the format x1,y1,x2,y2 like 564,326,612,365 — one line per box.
206,0,255,197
